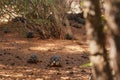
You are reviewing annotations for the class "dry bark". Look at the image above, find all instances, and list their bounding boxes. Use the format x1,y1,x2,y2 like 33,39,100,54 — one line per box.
104,0,120,79
85,0,113,80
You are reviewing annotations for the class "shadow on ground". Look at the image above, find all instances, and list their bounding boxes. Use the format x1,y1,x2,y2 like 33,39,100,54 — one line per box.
0,23,91,80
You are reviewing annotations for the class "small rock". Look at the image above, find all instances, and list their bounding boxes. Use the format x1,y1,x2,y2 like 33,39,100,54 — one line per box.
65,59,69,61
2,67,6,69
67,67,72,69
66,62,70,64
39,60,42,62
67,56,70,58
28,72,34,75
4,52,11,55
70,57,73,59
0,53,3,56
28,48,32,51
15,56,21,60
4,31,8,33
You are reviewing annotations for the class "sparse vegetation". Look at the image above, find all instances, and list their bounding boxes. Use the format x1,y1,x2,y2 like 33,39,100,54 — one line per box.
0,0,120,80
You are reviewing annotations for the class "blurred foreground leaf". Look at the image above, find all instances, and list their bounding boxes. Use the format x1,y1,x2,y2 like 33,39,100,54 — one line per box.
80,62,93,68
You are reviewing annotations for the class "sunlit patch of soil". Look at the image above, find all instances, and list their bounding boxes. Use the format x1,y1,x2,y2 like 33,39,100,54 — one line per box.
0,26,91,80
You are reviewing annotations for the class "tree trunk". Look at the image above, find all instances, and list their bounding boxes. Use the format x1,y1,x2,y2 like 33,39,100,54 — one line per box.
104,0,120,79
84,0,113,80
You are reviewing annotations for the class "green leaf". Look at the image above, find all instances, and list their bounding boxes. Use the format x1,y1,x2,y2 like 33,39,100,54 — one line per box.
101,15,105,21
80,62,93,68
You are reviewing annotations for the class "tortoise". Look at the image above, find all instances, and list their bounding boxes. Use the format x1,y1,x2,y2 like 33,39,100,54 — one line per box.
27,54,39,64
48,55,62,67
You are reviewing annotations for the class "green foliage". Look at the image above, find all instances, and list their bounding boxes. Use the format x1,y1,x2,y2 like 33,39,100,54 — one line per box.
0,0,69,39
101,15,105,21
103,25,107,33
80,62,93,68
101,15,107,33
0,0,68,25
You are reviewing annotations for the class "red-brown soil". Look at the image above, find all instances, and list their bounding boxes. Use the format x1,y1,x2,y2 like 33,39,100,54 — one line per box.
0,23,91,80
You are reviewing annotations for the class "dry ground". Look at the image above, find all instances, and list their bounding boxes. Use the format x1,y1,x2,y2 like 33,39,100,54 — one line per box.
0,23,91,80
